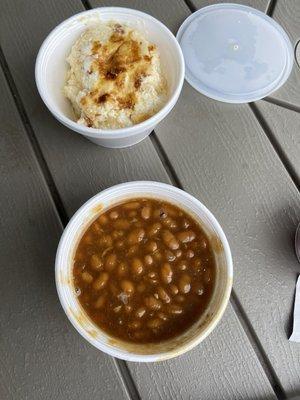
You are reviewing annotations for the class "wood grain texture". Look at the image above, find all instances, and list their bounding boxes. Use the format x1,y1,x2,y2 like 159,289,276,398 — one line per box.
265,0,300,108
154,82,300,395
255,100,300,185
0,0,283,398
189,0,270,12
0,68,128,400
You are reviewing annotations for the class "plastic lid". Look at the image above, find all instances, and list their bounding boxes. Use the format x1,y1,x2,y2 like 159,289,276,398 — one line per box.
177,4,294,103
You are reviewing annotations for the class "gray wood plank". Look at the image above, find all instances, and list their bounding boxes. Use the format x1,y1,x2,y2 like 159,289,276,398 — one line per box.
190,0,270,12
154,82,300,395
0,69,128,399
0,0,278,398
255,100,300,184
264,0,300,109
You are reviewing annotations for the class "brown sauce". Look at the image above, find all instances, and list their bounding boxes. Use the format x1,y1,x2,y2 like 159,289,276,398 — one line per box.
73,198,216,344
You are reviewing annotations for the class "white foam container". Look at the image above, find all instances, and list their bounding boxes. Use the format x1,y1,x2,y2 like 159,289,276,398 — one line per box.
35,8,185,148
55,181,233,362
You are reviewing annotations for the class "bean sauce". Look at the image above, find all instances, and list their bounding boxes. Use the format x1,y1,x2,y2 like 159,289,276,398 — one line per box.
73,198,215,343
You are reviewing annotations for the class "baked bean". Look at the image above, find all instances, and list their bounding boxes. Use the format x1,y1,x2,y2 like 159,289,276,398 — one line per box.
199,237,207,251
81,271,93,283
115,240,125,249
94,295,106,309
162,230,179,250
113,305,122,313
98,214,108,225
169,284,179,295
146,240,158,253
128,211,137,218
158,312,168,321
165,250,176,262
144,255,153,266
194,283,204,296
123,202,140,210
157,287,171,303
147,318,162,329
194,258,202,268
127,245,138,256
109,211,119,220
178,274,191,294
161,263,173,284
178,260,187,271
141,206,151,220
153,208,167,219
136,307,146,318
186,249,194,259
105,253,117,271
177,230,196,243
175,249,182,258
168,304,183,315
161,204,178,217
121,280,134,294
131,258,143,275
113,219,130,230
112,230,124,239
163,217,177,229
92,222,102,234
93,272,109,290
145,296,162,310
148,271,157,279
98,234,113,248
127,228,145,245
147,222,162,236
90,254,103,270
153,251,162,261
182,219,190,229
117,262,128,276
128,320,141,330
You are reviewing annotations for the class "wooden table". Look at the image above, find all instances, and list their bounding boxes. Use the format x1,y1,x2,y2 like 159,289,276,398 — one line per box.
1,0,300,399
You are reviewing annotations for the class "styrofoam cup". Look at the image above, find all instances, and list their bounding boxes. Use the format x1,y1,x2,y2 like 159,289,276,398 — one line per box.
35,8,185,148
55,181,233,362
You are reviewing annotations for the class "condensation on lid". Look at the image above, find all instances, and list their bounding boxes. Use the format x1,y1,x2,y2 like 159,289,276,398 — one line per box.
176,4,294,103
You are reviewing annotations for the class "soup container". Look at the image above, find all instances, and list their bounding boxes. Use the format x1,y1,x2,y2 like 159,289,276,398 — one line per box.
35,8,185,148
55,181,233,362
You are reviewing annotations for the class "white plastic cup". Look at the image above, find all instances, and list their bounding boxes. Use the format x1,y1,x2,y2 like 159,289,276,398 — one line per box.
35,8,185,148
55,181,233,362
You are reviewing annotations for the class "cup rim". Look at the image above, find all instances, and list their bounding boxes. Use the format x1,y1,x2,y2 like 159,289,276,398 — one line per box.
35,7,185,139
55,181,233,362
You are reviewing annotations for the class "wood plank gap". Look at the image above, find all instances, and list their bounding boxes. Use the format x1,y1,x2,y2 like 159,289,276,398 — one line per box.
249,102,300,191
113,359,142,400
230,290,285,400
0,46,69,227
81,0,92,10
151,131,286,399
263,96,300,114
183,0,196,13
149,132,183,188
266,0,277,16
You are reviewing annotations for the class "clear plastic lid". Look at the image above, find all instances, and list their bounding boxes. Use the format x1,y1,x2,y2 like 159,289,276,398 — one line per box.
177,4,294,103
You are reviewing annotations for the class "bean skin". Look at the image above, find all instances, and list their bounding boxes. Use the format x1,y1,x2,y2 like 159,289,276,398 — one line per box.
127,228,145,245
161,263,173,284
157,287,171,303
178,274,191,294
81,271,93,283
131,258,144,275
93,272,109,290
162,230,179,250
136,307,146,318
177,230,196,243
